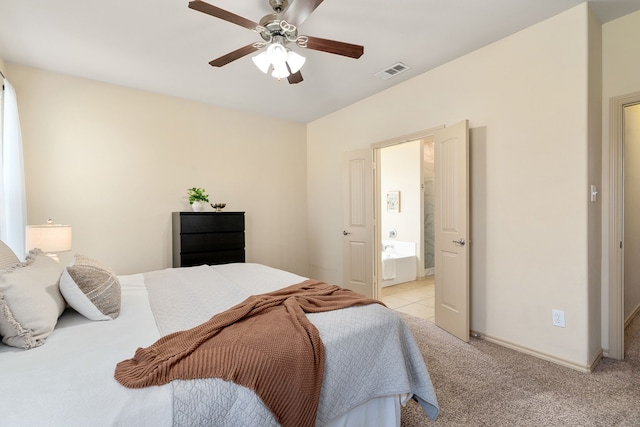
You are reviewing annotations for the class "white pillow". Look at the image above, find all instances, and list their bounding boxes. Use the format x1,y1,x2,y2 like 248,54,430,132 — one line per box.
0,250,65,349
59,254,121,321
0,240,19,270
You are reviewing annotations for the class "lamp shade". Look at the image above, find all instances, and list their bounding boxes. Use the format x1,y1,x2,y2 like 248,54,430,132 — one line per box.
251,51,271,74
286,50,306,74
267,43,288,67
271,62,290,79
25,221,72,253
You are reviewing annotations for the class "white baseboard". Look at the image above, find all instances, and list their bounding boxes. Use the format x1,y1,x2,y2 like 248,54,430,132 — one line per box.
470,330,599,373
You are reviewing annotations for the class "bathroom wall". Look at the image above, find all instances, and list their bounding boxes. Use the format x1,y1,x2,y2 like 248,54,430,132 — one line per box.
423,140,435,273
380,140,422,275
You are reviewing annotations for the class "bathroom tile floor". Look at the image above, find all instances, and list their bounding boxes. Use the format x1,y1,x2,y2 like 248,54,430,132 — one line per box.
380,276,435,322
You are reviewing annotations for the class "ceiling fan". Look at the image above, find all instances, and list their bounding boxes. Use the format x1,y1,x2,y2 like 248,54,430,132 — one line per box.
188,0,364,84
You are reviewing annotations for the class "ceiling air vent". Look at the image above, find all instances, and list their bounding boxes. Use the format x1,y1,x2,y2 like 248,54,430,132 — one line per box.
374,62,411,80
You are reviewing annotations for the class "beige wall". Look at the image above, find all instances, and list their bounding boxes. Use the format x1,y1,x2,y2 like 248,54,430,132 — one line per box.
601,9,640,350
7,64,309,276
308,4,597,368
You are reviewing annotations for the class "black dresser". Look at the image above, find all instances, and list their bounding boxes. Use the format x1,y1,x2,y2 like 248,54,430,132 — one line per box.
172,212,245,267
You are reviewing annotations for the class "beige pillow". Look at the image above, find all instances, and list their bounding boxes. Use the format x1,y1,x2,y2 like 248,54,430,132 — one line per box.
0,240,20,270
59,254,121,321
0,250,65,349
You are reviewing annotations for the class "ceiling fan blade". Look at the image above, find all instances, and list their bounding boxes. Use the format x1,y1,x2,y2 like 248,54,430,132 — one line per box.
189,0,259,30
287,70,303,84
303,36,364,59
283,0,325,26
209,44,259,67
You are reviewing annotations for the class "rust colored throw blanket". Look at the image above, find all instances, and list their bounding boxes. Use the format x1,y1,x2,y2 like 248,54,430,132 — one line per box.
114,280,382,427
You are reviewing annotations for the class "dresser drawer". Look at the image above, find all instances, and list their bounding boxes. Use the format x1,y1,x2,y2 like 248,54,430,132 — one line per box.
180,250,245,267
180,232,244,253
179,213,244,233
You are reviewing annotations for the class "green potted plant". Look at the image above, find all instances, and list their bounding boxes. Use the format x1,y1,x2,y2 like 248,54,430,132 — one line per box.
187,187,209,212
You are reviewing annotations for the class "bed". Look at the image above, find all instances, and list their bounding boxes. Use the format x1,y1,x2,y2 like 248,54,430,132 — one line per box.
0,246,438,427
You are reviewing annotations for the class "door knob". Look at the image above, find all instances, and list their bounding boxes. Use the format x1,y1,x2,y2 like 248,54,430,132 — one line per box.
343,230,351,236
452,238,466,246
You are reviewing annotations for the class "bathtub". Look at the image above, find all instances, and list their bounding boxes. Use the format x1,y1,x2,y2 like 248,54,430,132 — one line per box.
381,240,417,287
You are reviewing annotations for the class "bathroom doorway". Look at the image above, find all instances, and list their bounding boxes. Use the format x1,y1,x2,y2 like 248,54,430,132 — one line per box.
371,121,469,340
377,137,435,322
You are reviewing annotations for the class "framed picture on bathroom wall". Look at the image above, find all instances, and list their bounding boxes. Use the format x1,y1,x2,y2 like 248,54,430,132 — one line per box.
386,191,400,213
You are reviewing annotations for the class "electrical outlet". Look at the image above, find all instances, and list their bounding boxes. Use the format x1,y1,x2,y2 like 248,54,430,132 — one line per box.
552,309,566,328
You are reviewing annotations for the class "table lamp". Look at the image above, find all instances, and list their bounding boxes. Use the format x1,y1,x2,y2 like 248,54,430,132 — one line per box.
25,219,72,262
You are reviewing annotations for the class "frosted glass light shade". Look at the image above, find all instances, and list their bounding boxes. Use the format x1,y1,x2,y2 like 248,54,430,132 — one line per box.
272,62,290,79
251,52,271,74
286,50,306,73
25,223,72,253
267,43,288,67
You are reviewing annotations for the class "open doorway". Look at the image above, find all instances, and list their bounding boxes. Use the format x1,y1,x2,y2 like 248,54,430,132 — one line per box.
369,121,470,341
624,103,640,326
377,137,435,321
609,92,640,360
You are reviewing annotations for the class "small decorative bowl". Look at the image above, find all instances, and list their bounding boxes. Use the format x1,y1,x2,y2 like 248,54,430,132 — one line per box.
211,203,226,212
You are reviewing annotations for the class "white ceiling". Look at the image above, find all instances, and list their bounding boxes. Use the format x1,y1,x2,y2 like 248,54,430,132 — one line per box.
1,0,639,123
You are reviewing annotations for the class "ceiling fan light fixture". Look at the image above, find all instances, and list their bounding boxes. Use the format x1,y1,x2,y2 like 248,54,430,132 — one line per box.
271,62,290,79
266,42,288,67
253,42,306,80
251,51,271,73
286,49,306,74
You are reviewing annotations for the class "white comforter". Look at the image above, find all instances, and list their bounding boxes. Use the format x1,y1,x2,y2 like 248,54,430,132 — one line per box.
0,273,172,426
0,263,438,426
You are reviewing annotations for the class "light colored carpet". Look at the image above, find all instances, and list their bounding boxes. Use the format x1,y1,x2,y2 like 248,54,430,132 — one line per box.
398,312,640,426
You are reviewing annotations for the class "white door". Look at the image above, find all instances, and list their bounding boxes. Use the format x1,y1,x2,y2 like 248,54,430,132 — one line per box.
342,149,374,298
434,120,470,342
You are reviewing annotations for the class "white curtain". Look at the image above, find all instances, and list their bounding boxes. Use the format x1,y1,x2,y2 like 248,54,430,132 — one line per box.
1,78,27,260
